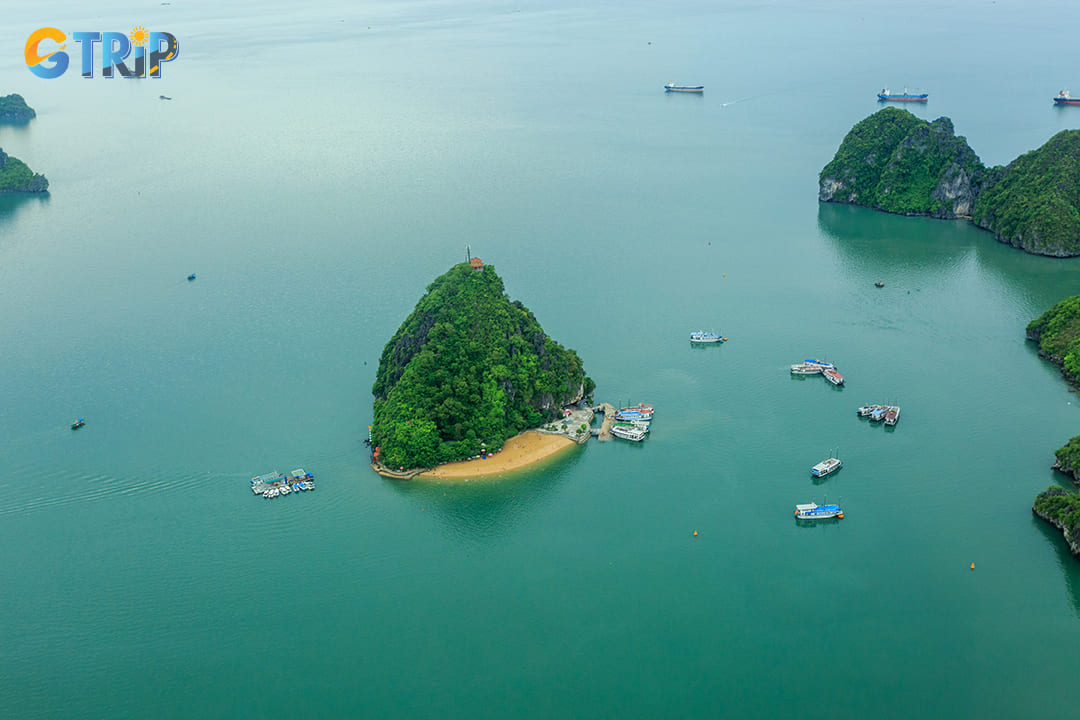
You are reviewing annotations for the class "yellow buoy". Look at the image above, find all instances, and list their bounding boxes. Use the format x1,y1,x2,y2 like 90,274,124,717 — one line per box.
970,563,975,570
693,531,698,536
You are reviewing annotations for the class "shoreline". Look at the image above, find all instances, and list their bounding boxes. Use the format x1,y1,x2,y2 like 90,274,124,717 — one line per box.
414,431,579,480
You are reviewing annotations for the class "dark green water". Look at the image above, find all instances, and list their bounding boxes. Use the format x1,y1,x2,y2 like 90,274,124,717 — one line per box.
3,1,1080,717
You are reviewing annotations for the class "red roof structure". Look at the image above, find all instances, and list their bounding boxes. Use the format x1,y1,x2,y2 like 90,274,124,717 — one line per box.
470,257,484,270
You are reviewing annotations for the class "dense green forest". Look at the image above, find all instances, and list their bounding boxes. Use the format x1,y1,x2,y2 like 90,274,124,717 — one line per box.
0,93,35,120
973,130,1080,256
818,107,986,217
1026,294,1080,383
0,148,48,192
371,262,592,470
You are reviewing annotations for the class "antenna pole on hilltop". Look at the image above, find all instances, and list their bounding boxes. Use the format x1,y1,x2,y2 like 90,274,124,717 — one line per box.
466,244,471,263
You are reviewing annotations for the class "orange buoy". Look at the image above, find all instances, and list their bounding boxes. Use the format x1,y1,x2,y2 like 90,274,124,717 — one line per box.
693,531,698,536
970,563,975,570
837,513,844,518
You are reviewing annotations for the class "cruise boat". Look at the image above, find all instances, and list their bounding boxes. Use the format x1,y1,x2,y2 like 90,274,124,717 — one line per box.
615,410,653,422
611,425,647,441
791,363,823,375
1054,90,1080,105
884,406,900,426
811,457,842,478
822,368,844,386
614,420,650,433
802,359,835,369
794,502,844,519
620,403,653,413
71,418,85,429
856,404,874,417
665,83,704,93
870,406,888,422
877,87,928,102
689,331,725,343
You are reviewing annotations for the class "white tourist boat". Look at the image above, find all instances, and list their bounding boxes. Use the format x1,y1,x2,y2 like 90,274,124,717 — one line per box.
611,425,647,442
810,456,842,478
689,331,725,343
790,363,823,375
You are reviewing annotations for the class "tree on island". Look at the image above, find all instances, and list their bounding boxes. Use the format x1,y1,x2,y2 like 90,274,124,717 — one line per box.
371,261,593,471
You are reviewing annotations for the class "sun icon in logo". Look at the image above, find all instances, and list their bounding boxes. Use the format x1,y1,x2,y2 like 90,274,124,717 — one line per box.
129,26,149,46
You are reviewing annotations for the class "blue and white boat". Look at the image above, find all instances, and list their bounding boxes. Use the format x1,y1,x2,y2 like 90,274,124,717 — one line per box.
877,87,928,102
794,502,844,519
690,330,725,343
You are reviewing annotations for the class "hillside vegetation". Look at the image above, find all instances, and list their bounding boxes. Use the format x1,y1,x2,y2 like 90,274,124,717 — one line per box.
371,262,592,470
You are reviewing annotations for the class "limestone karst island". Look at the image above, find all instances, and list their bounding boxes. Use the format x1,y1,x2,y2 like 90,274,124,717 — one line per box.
820,106,1080,257
370,258,595,478
0,93,36,121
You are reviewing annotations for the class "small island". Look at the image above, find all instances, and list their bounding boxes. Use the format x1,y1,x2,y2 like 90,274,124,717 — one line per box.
370,258,594,477
0,93,36,121
0,147,48,193
821,107,1080,257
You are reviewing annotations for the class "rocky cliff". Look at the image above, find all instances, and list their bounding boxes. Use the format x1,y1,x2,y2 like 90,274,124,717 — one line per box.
0,93,35,121
1033,486,1080,559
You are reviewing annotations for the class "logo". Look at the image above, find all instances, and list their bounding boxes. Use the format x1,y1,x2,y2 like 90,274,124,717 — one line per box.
26,27,179,79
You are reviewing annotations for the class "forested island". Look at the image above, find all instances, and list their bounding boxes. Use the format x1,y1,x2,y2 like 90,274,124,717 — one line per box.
371,260,593,472
820,107,1080,256
1027,295,1080,558
0,148,48,193
0,93,35,121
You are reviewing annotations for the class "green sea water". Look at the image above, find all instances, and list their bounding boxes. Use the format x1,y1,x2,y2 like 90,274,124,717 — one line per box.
3,1,1080,717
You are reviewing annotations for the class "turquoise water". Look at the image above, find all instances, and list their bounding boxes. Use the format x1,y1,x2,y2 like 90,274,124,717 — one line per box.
3,1,1080,717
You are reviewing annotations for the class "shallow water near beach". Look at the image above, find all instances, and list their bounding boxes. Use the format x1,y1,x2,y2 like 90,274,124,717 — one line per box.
3,1,1080,718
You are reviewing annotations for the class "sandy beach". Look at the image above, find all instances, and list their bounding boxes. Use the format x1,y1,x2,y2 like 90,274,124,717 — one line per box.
418,431,578,480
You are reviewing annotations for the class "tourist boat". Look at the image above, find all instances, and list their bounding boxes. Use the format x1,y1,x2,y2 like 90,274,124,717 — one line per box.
620,403,653,413
802,359,835,369
884,406,900,426
870,406,888,422
291,468,314,482
187,273,196,281
611,425,647,442
665,83,704,93
614,421,650,433
1054,90,1080,105
791,363,823,375
822,368,845,386
877,87,928,102
875,281,885,288
794,502,844,519
811,457,842,478
857,404,874,417
71,418,85,429
615,410,652,422
689,331,725,343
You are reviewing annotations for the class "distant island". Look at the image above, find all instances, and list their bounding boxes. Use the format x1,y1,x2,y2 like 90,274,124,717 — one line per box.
0,147,48,193
0,93,35,121
820,107,1080,257
370,259,593,475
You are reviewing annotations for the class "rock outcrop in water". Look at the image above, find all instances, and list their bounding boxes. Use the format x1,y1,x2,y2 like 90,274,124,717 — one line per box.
371,260,593,471
0,93,35,121
821,109,1080,257
1033,486,1080,559
1026,295,1080,385
0,148,48,193
818,107,987,219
